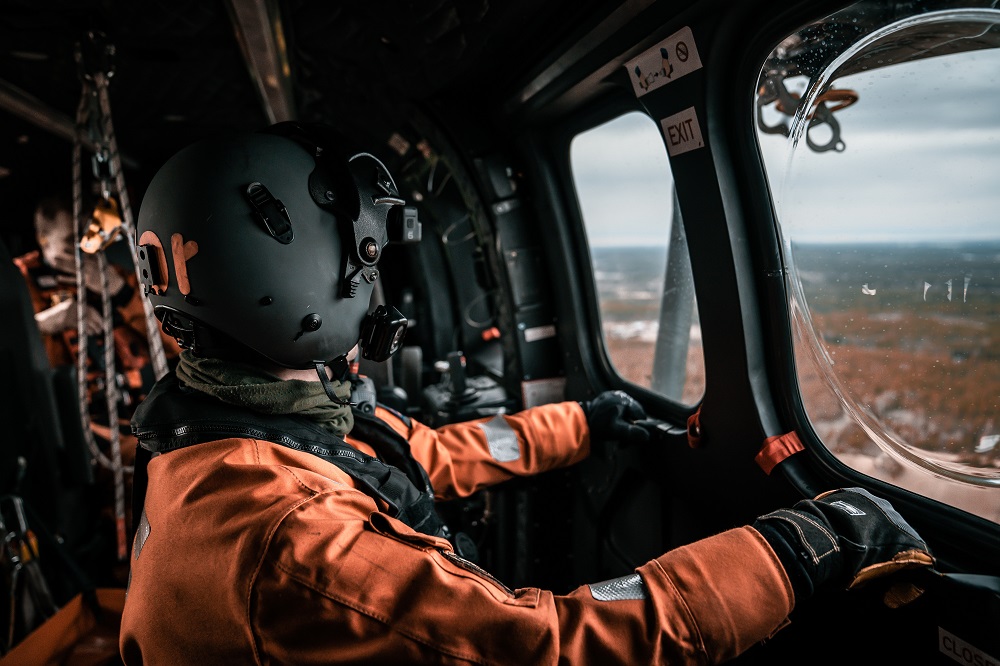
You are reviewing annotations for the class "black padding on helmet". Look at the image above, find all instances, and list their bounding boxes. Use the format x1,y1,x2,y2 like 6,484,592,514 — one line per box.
262,121,361,221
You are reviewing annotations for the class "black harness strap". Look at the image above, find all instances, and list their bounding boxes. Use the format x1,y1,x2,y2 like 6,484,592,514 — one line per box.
129,375,456,550
350,410,435,495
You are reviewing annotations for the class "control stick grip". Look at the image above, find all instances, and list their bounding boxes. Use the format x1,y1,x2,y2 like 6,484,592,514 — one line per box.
447,351,468,395
446,351,480,404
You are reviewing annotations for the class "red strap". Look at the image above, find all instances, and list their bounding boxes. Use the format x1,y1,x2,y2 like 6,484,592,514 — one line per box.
686,407,702,449
755,431,804,475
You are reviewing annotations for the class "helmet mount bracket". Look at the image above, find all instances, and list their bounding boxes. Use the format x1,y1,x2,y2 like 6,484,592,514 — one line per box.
259,122,403,300
337,153,403,299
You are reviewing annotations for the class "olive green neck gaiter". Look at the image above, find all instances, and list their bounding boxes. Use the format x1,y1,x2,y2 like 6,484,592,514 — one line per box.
174,351,353,437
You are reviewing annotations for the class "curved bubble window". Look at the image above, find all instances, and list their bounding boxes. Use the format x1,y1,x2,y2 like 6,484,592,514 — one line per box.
756,1,1000,524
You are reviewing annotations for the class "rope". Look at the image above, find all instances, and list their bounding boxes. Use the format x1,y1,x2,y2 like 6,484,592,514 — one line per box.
96,250,127,560
93,72,168,381
71,81,113,472
73,56,129,560
89,72,129,561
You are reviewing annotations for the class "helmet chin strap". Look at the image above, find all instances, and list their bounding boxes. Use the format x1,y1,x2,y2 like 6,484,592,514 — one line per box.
314,357,356,406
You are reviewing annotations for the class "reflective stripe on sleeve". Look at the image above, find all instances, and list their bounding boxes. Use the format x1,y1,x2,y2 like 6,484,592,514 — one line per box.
589,573,646,601
478,415,521,462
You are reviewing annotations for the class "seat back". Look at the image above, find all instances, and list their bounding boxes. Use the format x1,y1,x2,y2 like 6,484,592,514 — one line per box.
0,238,92,544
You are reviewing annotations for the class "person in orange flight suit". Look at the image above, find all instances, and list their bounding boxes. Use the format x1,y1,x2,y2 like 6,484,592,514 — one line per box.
13,196,181,430
121,124,934,665
14,196,181,588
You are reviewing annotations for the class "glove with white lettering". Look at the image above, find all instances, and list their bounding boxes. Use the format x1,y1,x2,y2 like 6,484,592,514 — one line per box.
753,487,934,603
580,390,649,445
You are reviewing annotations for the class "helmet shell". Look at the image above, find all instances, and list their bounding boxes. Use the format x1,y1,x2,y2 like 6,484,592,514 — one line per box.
137,131,376,368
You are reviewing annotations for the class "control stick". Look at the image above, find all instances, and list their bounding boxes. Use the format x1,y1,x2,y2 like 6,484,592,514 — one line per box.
447,351,479,405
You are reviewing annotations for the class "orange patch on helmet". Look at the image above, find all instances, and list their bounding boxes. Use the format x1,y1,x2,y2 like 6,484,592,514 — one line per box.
171,233,199,296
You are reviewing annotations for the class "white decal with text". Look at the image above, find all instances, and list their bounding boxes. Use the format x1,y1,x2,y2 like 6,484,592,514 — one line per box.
625,26,703,97
661,107,704,156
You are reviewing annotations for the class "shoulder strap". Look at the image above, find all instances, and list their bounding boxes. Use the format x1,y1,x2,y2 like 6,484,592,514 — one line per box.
131,375,449,540
349,409,433,496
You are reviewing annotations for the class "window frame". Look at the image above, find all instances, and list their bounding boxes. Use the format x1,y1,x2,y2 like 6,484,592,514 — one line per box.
568,110,705,406
738,0,1000,553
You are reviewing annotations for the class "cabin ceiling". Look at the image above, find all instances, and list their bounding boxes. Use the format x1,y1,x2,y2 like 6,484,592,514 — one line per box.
0,0,610,243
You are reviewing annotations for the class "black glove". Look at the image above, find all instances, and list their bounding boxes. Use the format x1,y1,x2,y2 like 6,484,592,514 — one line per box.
580,390,649,444
753,487,934,602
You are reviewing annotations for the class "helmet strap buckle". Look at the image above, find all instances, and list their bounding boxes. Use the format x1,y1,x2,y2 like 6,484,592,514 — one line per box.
315,359,356,406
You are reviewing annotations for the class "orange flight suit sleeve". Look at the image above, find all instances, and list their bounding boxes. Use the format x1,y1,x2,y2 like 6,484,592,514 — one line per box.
12,251,73,367
257,497,794,665
352,401,591,500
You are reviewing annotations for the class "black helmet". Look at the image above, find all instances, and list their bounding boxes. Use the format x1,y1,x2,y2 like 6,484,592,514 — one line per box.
135,122,412,373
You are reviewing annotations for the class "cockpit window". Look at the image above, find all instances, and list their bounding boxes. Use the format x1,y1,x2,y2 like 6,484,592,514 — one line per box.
756,0,1000,524
570,111,705,405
